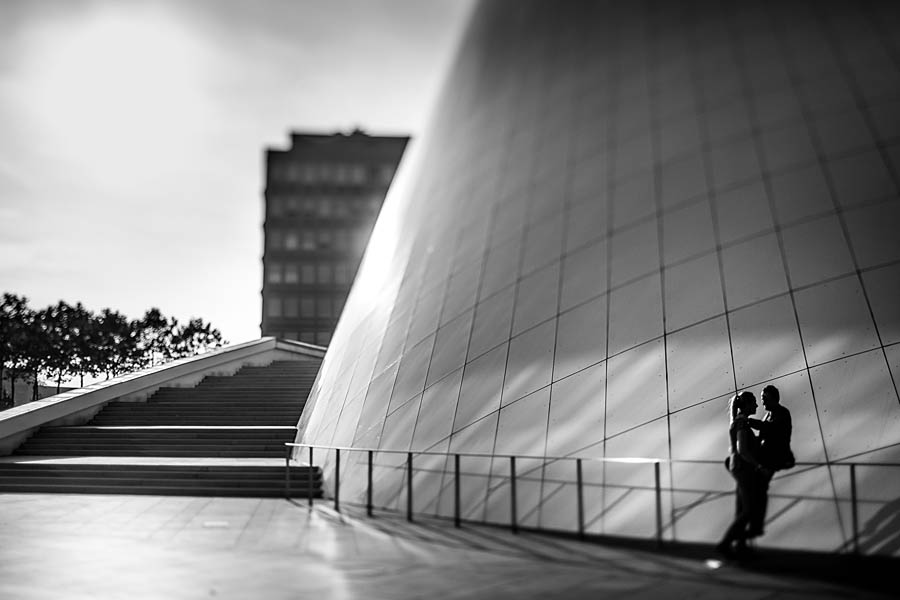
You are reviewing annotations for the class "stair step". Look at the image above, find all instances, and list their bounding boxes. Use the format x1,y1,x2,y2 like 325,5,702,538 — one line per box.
128,404,302,408
95,414,301,418
12,450,291,457
39,427,295,434
88,418,300,422
87,420,299,423
96,411,301,414
176,387,302,392
9,359,322,497
18,443,290,448
194,385,314,388
87,421,299,424
139,394,305,398
0,483,322,498
203,379,316,382
87,421,299,425
98,408,300,411
169,379,314,383
200,380,314,383
34,435,295,441
17,445,293,451
101,406,303,410
24,427,294,433
111,397,305,402
0,464,310,473
30,436,295,441
150,394,306,397
0,475,318,486
0,461,323,497
17,441,289,448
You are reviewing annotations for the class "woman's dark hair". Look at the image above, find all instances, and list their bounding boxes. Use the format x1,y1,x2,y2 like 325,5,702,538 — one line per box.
729,391,756,423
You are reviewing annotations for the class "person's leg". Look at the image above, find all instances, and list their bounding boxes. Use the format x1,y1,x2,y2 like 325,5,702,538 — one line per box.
733,479,747,551
718,472,753,554
748,471,772,538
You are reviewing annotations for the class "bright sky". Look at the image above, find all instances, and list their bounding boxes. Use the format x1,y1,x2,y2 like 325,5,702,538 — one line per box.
0,0,473,348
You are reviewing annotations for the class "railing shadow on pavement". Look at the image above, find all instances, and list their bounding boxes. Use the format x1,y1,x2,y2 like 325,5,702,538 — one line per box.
284,442,900,562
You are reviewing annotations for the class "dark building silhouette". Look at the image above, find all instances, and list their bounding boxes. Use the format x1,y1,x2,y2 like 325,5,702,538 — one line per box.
261,130,408,345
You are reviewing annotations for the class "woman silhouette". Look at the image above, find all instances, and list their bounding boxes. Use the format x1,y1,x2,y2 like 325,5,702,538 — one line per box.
717,391,771,556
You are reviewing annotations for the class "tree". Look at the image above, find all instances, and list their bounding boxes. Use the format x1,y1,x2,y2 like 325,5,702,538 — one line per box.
133,308,175,368
16,307,51,402
1,293,228,405
92,309,138,379
170,318,226,359
0,293,32,404
70,303,99,387
41,301,90,393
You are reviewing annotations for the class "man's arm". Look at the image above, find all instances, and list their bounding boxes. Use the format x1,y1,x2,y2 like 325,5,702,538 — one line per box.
748,417,772,433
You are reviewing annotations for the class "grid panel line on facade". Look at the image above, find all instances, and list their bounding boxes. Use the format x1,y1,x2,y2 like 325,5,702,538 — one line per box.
764,0,861,532
815,3,900,409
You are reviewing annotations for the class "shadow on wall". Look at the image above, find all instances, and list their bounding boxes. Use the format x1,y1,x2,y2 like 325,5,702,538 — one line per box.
307,445,900,557
856,497,900,555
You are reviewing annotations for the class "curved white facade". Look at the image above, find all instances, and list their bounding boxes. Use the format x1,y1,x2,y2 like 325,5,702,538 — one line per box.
298,0,900,554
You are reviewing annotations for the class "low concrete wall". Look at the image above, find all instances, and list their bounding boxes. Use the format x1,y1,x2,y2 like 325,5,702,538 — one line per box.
0,337,325,456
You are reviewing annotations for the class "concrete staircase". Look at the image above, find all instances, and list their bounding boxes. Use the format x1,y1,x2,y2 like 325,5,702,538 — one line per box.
0,360,323,498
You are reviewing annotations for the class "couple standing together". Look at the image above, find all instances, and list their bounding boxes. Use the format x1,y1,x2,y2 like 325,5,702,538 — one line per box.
717,385,794,557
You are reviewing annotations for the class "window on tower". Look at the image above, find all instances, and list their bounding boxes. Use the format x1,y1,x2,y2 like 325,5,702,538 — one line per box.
266,262,282,284
317,263,332,284
284,264,299,284
266,297,282,317
301,264,315,284
284,298,299,318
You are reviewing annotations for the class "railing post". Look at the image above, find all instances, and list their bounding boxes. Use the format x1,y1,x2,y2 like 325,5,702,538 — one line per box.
308,446,314,507
367,450,374,517
454,454,461,528
334,448,340,512
576,458,584,540
407,452,414,522
510,456,518,534
654,461,662,547
850,464,859,555
284,445,291,499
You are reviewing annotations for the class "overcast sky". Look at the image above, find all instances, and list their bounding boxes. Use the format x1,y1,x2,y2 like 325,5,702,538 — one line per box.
0,0,474,351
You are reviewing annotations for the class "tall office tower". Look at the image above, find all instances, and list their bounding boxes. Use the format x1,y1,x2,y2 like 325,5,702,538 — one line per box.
298,1,900,554
261,130,408,345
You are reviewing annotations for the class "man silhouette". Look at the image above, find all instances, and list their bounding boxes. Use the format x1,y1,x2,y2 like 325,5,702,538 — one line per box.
748,384,793,538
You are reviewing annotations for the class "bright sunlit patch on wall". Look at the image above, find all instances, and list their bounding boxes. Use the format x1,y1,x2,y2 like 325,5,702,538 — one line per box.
339,138,421,319
20,6,211,186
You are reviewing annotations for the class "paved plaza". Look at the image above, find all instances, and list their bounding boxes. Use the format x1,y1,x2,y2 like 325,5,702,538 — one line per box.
0,493,892,599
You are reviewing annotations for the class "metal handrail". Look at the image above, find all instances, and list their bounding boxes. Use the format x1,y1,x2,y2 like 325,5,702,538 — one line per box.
284,442,899,466
283,441,900,554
